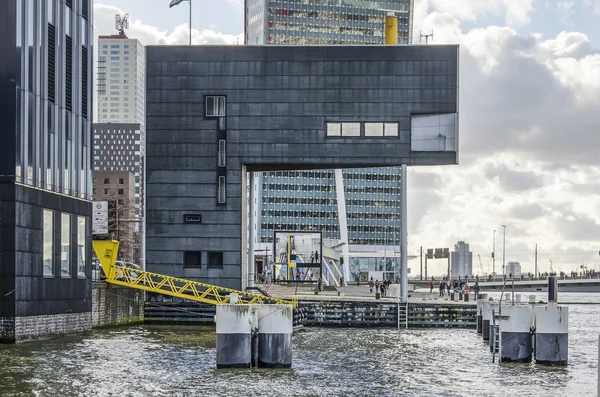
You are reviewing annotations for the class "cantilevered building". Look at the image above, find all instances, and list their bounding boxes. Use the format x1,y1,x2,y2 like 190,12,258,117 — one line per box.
246,0,415,278
0,0,94,342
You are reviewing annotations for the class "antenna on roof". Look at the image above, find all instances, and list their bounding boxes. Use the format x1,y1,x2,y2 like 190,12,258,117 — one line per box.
420,30,434,44
115,14,130,35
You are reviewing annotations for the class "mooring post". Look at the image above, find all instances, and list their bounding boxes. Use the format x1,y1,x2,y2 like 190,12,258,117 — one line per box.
598,334,599,396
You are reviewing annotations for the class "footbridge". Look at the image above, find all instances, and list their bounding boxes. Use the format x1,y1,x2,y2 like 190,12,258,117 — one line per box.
93,240,297,307
411,278,600,293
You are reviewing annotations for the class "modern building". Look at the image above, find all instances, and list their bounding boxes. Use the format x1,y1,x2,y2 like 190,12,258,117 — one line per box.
93,123,144,213
0,0,93,342
506,261,521,277
97,34,145,128
146,44,459,290
246,0,416,278
450,241,473,278
245,0,414,45
92,171,138,263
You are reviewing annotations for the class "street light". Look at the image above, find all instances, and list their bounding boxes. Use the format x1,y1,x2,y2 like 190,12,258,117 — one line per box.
502,225,506,276
492,229,496,277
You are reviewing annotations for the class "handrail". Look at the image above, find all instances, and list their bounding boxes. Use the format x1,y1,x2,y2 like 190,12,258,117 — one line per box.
93,240,297,308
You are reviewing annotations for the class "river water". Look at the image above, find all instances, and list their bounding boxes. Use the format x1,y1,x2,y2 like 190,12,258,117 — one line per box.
1,293,599,397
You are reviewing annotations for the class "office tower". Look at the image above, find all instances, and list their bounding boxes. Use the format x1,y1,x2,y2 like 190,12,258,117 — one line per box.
246,0,414,279
94,27,146,265
0,0,93,342
506,262,521,277
246,0,413,45
451,241,473,278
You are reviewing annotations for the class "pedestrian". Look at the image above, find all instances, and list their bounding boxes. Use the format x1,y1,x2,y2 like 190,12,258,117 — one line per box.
295,268,300,281
369,279,374,294
318,276,322,292
375,279,380,293
429,278,434,293
310,252,314,263
446,281,451,296
473,281,481,300
315,251,319,263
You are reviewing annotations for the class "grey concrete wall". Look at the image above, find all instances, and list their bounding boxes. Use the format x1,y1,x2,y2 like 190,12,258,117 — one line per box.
146,45,459,290
92,283,144,327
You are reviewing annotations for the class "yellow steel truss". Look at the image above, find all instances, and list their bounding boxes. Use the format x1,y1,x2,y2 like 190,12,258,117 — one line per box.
93,240,297,308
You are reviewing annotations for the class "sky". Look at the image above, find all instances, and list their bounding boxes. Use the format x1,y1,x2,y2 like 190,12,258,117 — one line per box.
94,0,600,276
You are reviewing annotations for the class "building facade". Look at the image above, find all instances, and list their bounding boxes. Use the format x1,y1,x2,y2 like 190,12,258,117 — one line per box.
246,0,414,45
246,0,414,276
0,0,93,342
92,171,138,263
506,261,521,277
450,241,473,278
146,45,459,290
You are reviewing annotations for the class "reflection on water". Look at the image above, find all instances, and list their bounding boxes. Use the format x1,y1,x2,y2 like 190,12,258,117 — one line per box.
1,294,599,396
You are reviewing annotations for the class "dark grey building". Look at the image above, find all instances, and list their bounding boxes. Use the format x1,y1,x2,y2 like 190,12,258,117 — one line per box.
0,0,93,342
146,45,459,290
451,240,473,278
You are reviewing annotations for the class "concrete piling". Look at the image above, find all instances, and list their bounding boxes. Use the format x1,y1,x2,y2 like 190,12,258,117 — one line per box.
499,305,534,363
534,305,568,366
257,305,293,368
215,305,253,369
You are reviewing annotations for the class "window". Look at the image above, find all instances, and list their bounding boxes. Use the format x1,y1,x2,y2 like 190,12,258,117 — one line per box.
77,217,86,277
206,96,226,117
61,213,71,277
43,210,54,276
118,178,124,184
118,189,124,195
184,251,201,268
218,139,226,167
342,123,361,136
103,188,109,194
384,123,398,136
326,123,341,136
365,123,383,136
65,36,72,111
184,214,202,223
208,252,223,268
103,177,110,184
218,176,226,204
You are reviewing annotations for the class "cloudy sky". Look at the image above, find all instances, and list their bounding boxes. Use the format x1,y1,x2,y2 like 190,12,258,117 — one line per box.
94,0,600,276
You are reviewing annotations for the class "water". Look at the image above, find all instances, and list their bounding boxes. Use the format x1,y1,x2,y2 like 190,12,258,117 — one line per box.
1,294,599,397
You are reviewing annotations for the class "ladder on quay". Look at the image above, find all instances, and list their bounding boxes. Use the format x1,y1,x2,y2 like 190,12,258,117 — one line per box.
92,240,297,308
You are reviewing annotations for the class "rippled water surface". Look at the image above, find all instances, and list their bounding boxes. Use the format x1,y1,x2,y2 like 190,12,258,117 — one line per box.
1,293,599,396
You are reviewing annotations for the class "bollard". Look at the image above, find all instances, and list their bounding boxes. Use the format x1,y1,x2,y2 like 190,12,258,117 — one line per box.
464,294,469,302
215,305,253,368
476,299,483,334
499,305,534,363
451,292,455,301
376,292,381,300
534,305,568,366
257,305,293,368
529,295,536,304
483,301,498,342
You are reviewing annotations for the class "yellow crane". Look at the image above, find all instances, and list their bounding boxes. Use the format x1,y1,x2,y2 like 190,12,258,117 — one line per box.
93,240,297,308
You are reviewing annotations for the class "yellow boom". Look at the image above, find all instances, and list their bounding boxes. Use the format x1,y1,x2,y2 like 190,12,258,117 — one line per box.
92,240,297,308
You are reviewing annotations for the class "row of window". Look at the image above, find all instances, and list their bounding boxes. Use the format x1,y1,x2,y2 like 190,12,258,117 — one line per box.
183,251,223,268
327,122,399,137
92,188,126,195
43,210,87,278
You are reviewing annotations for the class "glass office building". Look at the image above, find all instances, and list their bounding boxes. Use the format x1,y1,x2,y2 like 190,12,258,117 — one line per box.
246,0,413,45
246,0,413,278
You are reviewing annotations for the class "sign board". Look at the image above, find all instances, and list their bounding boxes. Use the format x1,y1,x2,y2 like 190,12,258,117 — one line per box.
92,201,109,235
427,248,450,259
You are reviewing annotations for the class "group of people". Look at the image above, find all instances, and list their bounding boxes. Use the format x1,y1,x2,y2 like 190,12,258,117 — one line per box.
309,251,320,263
369,277,390,296
429,277,481,299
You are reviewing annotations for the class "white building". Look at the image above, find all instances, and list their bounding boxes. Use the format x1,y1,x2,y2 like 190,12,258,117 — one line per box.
506,261,522,277
97,34,145,128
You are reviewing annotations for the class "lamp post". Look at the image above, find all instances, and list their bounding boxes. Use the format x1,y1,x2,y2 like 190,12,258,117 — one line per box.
493,229,496,277
502,225,506,276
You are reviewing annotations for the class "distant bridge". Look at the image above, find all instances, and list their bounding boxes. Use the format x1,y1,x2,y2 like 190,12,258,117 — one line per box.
410,278,600,293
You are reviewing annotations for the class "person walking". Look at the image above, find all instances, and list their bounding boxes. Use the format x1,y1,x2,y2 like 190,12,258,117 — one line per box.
473,281,481,300
429,278,434,294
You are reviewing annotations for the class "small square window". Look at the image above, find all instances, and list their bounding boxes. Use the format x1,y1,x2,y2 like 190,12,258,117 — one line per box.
103,178,110,184
326,123,341,136
118,178,124,184
184,251,201,268
103,188,109,194
365,123,384,137
118,189,124,195
384,123,399,137
206,96,226,117
208,252,223,268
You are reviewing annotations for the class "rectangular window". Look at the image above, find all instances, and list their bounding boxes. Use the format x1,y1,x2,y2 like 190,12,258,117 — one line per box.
184,251,201,268
103,188,109,194
183,214,202,223
82,0,89,20
82,46,88,118
118,189,124,195
43,210,54,276
365,123,384,137
326,123,341,136
218,176,226,204
103,178,110,184
342,123,361,137
206,96,226,117
208,252,223,268
384,123,399,137
61,213,71,277
118,178,124,184
48,24,55,103
218,139,226,167
65,36,72,111
77,217,86,277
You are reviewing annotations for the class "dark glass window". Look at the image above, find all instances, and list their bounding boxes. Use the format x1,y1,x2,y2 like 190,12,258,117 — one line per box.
184,251,201,268
47,24,55,102
208,252,223,268
82,46,88,118
65,36,72,111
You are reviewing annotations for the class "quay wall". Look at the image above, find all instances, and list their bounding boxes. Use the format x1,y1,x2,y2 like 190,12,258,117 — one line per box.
92,283,144,328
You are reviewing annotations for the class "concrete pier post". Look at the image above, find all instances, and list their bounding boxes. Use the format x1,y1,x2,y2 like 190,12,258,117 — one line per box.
534,305,568,366
483,301,498,342
248,172,256,289
215,305,253,369
400,164,408,303
476,299,484,334
257,305,293,368
499,305,534,363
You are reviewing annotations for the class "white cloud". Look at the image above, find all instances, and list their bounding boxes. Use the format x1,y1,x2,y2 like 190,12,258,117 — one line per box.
429,0,535,26
584,0,600,14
